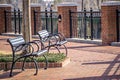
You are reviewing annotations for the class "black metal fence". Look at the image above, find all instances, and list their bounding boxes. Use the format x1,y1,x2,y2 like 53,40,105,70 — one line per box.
116,9,120,42
4,9,22,34
4,8,58,35
69,8,101,40
34,8,58,34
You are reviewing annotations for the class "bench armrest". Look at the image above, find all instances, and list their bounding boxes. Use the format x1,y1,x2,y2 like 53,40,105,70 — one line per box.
13,41,40,56
50,33,67,42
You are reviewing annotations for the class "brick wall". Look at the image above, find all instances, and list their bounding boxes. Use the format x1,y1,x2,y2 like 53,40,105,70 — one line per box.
58,3,77,38
31,4,41,35
101,1,120,45
0,4,12,34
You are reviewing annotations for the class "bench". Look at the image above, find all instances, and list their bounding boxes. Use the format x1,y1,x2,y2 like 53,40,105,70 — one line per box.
37,30,68,56
7,36,48,77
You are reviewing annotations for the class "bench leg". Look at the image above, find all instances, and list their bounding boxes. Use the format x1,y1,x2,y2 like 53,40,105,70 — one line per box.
9,61,15,77
62,44,68,56
9,57,22,77
22,57,27,71
57,44,68,56
48,46,61,53
54,46,61,53
31,58,38,75
43,55,48,69
48,47,50,53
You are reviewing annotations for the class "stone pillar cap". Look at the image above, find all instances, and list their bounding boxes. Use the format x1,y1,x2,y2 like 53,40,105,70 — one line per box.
31,3,41,7
58,2,77,7
102,1,120,6
0,4,12,7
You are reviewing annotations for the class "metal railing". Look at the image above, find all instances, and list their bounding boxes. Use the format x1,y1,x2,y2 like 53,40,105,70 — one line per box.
116,9,120,42
69,8,101,40
4,9,22,34
34,8,58,34
4,8,58,35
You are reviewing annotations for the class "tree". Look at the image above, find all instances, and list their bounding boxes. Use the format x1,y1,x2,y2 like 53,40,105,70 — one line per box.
96,0,100,10
22,0,32,42
81,0,84,10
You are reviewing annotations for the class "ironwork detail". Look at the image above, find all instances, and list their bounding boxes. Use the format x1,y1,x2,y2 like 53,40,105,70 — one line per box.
69,8,101,40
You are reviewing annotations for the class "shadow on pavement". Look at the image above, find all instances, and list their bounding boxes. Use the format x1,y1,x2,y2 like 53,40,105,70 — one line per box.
0,70,21,79
64,75,120,80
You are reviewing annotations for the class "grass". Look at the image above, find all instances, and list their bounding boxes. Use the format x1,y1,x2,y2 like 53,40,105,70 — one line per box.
0,53,66,63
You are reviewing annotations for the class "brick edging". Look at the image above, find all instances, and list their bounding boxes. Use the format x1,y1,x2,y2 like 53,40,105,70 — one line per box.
0,57,70,70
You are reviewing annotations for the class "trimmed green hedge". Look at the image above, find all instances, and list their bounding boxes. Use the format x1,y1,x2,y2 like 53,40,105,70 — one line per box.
0,53,66,63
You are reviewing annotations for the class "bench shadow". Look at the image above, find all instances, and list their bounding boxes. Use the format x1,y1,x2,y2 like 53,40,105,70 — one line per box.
0,38,8,41
0,71,21,79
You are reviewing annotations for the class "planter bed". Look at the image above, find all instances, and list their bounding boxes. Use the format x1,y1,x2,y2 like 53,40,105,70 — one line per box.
0,53,70,70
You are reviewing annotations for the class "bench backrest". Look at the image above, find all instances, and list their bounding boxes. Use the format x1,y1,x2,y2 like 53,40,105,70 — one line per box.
37,30,49,41
7,36,25,51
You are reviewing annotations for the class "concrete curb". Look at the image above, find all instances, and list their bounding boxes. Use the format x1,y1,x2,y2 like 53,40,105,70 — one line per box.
67,38,102,45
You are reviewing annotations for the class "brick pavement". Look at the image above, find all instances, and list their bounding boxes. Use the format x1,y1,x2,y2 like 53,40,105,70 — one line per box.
0,36,120,80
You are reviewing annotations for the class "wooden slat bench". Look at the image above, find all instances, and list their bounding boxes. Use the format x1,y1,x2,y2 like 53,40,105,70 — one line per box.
7,36,48,77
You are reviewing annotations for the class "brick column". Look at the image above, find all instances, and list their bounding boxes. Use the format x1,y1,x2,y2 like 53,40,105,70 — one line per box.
0,4,12,34
31,4,41,35
57,3,77,38
101,1,120,45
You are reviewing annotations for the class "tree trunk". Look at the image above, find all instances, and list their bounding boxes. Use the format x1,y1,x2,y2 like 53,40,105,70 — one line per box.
81,0,84,10
22,0,32,42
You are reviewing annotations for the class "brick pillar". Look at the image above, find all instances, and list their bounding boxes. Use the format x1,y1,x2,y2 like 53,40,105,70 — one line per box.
0,4,12,34
57,3,77,38
31,4,41,35
101,1,120,45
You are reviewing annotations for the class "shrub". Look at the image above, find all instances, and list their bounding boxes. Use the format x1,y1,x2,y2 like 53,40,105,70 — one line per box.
0,53,66,63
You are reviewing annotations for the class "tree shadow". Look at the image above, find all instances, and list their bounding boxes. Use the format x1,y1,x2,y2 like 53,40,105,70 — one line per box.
67,44,120,55
64,75,120,80
65,54,120,80
67,45,101,50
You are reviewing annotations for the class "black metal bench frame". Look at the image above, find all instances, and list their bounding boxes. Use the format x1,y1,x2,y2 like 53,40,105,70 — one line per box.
7,36,48,77
37,30,68,56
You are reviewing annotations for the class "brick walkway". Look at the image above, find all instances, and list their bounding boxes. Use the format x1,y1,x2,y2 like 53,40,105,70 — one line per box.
0,36,120,80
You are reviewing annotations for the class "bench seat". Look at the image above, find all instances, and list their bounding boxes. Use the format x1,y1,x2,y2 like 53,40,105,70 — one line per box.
7,36,48,77
37,30,68,56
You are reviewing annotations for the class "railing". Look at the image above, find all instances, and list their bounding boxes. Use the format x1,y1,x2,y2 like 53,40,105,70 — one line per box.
69,8,101,40
34,8,58,34
116,9,120,42
4,9,22,34
4,8,58,35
